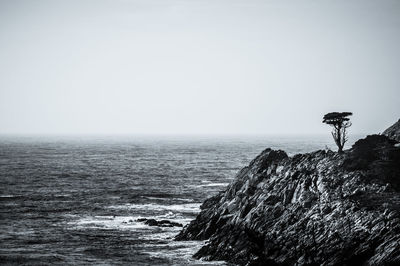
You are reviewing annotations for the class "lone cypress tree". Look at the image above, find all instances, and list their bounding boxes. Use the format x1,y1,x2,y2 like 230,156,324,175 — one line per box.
323,112,352,153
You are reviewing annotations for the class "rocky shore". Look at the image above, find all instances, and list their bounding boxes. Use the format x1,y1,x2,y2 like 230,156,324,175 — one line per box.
176,122,400,265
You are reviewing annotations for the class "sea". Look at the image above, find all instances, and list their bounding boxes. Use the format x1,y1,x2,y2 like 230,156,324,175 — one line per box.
0,134,361,265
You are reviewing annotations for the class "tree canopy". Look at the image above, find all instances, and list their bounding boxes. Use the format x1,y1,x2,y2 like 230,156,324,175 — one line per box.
323,112,352,126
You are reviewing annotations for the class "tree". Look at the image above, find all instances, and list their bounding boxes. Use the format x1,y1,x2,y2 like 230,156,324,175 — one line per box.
323,112,352,153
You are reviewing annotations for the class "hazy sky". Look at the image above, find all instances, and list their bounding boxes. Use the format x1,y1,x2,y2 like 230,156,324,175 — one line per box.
0,0,399,135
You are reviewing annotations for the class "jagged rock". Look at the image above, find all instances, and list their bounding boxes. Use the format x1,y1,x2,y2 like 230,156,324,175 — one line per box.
383,119,400,142
176,134,400,265
136,218,183,227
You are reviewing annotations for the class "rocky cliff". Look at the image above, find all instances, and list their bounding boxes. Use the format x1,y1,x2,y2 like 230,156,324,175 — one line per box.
383,119,400,142
176,131,400,265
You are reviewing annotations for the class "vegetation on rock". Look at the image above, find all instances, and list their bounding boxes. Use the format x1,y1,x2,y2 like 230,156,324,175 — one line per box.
323,112,352,153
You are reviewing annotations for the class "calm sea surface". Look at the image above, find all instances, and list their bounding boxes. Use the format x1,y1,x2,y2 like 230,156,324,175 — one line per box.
0,135,361,265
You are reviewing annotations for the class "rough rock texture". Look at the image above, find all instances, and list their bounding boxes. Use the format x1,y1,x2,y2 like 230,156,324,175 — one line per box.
383,119,400,142
136,218,183,227
176,135,400,265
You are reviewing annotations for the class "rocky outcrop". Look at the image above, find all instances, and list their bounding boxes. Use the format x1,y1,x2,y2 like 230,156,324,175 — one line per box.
136,218,183,227
176,134,400,265
383,119,400,142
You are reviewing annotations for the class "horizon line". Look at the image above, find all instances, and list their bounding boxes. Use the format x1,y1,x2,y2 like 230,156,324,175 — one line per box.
0,132,371,137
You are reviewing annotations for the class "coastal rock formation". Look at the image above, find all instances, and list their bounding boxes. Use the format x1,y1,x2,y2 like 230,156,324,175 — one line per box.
383,119,400,142
176,133,400,265
136,218,183,227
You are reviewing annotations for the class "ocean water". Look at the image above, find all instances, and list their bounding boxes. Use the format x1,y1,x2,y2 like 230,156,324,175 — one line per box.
0,135,361,265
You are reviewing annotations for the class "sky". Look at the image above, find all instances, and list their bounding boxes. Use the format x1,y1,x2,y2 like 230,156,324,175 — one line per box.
0,0,399,135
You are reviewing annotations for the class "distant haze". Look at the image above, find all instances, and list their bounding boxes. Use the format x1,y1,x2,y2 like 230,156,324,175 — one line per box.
1,0,399,135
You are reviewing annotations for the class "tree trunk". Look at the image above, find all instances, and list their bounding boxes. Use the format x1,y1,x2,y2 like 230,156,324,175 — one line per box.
336,125,343,153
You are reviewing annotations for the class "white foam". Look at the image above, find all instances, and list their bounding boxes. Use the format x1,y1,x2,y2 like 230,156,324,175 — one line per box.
69,215,151,230
68,214,192,231
142,196,194,202
198,183,229,187
139,230,179,241
142,240,227,265
141,196,168,201
107,203,201,213
173,197,196,202
0,194,18,198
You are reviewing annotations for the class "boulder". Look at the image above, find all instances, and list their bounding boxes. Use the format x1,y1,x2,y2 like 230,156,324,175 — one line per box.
136,218,183,227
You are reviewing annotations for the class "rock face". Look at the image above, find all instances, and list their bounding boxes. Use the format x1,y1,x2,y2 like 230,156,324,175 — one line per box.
176,134,400,265
383,119,400,142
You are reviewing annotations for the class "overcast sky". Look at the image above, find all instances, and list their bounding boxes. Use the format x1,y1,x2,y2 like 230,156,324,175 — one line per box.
0,0,399,135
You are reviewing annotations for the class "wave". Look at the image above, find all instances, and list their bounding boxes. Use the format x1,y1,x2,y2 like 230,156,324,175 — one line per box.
106,203,201,214
141,196,194,202
0,195,21,199
69,215,149,230
142,240,227,265
197,182,229,187
68,214,192,232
